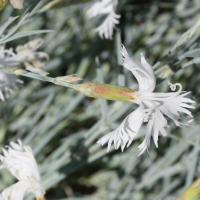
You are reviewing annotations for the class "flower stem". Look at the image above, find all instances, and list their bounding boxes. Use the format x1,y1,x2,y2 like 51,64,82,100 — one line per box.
0,67,77,90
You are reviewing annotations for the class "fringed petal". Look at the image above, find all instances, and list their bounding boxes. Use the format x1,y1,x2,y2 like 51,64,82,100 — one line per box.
121,45,156,94
0,141,41,183
97,106,144,151
0,140,45,200
155,92,195,126
87,0,114,17
0,181,32,200
87,0,120,40
0,180,45,200
96,11,120,40
138,108,168,156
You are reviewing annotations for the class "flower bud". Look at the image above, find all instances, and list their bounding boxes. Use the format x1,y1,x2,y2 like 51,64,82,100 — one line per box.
76,82,136,101
0,0,8,10
14,68,28,75
55,75,83,86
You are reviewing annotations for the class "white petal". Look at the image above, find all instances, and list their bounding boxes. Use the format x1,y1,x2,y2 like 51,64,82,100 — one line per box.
138,105,169,156
10,141,23,151
152,109,168,147
0,141,41,183
160,93,194,126
140,53,155,81
0,141,45,200
0,181,32,200
95,11,120,40
188,119,193,124
0,90,5,101
87,0,120,40
181,97,195,104
121,45,156,94
0,180,45,200
97,106,144,151
87,0,114,17
144,92,195,127
180,103,195,109
138,112,154,156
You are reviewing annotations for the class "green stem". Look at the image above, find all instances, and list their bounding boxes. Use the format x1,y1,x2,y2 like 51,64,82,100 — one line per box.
22,72,55,83
95,56,108,119
0,68,77,90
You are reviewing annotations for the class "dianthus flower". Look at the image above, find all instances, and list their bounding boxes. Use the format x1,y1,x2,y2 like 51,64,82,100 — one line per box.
0,140,45,200
87,0,120,39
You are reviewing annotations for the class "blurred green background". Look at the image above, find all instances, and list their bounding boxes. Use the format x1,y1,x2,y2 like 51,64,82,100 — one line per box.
0,0,200,199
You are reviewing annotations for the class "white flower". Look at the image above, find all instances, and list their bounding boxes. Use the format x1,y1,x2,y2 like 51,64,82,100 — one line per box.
97,45,195,155
0,38,48,70
87,0,120,39
0,139,45,200
10,0,24,9
87,0,114,17
95,11,120,39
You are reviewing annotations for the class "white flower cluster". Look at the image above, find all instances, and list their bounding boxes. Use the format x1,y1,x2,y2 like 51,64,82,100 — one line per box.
0,140,45,200
87,0,120,39
0,38,49,101
97,45,195,156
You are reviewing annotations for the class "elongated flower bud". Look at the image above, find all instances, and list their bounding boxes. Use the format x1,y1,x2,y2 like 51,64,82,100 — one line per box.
76,82,136,101
0,0,8,10
14,69,28,75
55,75,82,85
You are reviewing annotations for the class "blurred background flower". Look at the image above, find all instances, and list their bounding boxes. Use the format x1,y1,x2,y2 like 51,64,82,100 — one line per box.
0,140,45,200
87,0,120,39
0,38,49,101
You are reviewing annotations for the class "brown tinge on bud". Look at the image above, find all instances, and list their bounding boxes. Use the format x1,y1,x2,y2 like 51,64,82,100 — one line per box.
58,76,83,83
14,69,28,75
76,82,137,101
55,75,83,86
0,0,8,10
10,0,24,9
36,197,46,200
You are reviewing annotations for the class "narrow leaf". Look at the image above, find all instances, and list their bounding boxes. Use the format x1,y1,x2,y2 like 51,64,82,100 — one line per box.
0,16,19,37
0,30,53,44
